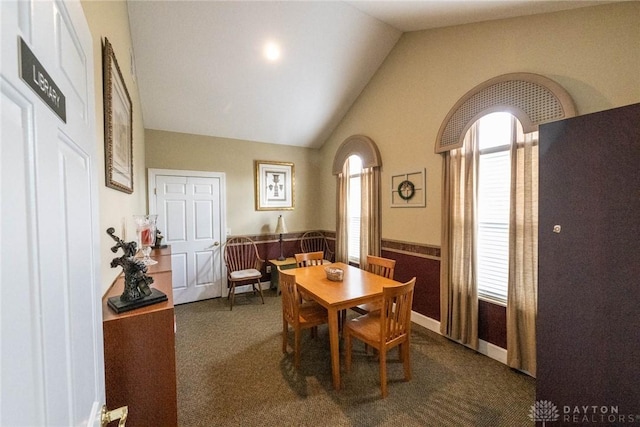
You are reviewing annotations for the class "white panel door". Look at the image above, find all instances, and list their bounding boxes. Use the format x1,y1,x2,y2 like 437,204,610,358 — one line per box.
150,169,226,304
1,1,105,426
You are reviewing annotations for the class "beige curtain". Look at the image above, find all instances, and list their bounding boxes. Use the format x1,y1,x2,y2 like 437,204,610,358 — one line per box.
507,126,539,375
335,159,350,263
440,125,479,349
360,167,381,268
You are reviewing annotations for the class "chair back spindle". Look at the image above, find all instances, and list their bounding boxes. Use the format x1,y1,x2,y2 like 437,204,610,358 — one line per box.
225,237,263,272
300,231,334,262
382,281,414,343
294,251,324,267
280,270,300,325
366,255,395,280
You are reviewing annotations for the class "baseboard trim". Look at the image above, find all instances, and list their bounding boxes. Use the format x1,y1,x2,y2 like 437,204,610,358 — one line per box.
411,310,508,365
411,310,441,333
478,338,508,365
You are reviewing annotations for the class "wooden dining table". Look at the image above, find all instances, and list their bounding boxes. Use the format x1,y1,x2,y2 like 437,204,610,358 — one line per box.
289,262,402,390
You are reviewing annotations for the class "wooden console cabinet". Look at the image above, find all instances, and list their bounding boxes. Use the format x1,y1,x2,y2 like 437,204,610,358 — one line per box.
102,247,177,426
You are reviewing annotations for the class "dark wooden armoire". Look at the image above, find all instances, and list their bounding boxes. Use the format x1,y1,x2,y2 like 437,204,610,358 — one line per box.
536,103,640,425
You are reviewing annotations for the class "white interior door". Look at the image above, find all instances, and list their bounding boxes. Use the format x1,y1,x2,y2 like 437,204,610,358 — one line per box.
149,169,226,305
1,1,105,426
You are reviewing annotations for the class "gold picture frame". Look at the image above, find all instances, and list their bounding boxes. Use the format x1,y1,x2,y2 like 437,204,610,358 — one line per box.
103,38,133,194
255,161,295,210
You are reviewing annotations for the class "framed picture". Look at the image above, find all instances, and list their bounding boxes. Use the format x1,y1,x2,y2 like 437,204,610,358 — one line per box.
255,161,295,210
103,38,133,194
391,169,426,207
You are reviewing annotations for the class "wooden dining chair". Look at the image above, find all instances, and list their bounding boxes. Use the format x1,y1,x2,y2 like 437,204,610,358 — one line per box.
294,251,324,302
344,277,416,398
280,270,328,368
351,255,396,315
223,236,265,310
300,231,334,262
294,251,324,267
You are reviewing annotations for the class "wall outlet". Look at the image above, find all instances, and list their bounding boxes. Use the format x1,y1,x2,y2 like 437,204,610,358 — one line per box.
266,265,272,273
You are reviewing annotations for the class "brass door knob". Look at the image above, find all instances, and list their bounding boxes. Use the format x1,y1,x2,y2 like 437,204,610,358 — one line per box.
101,405,128,427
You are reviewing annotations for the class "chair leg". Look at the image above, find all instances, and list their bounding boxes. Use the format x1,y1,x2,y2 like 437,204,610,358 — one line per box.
345,331,352,373
256,280,265,304
282,319,288,353
229,283,236,310
402,341,411,381
380,347,388,398
294,328,301,369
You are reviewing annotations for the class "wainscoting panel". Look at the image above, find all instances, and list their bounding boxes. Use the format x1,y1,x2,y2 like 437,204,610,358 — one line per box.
381,246,440,322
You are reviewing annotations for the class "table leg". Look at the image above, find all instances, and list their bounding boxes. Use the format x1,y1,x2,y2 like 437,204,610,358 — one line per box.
328,307,341,390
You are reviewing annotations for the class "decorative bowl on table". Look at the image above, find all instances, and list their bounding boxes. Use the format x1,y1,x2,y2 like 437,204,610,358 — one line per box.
325,266,344,282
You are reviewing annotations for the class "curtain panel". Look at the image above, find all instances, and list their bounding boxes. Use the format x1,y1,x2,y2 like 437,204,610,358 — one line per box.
335,161,349,263
507,128,539,376
360,166,381,268
440,126,479,350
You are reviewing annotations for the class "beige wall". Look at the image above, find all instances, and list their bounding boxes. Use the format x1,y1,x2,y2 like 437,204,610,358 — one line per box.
318,2,640,246
145,130,323,236
82,0,147,293
82,1,640,295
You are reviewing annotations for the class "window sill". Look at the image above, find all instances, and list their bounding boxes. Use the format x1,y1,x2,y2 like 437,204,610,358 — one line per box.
478,295,507,307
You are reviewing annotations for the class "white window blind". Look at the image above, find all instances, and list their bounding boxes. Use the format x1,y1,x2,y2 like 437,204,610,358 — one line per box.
477,113,512,303
477,150,510,303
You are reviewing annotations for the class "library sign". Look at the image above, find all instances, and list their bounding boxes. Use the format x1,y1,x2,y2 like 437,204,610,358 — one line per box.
19,37,66,123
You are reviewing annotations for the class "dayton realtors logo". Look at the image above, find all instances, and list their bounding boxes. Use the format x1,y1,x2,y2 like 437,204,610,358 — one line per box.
529,401,640,425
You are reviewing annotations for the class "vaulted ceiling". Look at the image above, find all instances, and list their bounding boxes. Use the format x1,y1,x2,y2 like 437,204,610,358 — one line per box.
128,1,611,148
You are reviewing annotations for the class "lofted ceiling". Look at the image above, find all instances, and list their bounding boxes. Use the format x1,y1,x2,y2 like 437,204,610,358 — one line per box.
127,1,612,149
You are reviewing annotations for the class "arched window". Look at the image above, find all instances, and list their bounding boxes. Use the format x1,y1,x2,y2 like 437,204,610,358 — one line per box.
438,73,574,375
333,135,381,267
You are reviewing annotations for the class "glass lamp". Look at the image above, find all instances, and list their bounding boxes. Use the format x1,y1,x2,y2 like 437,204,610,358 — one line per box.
275,215,287,261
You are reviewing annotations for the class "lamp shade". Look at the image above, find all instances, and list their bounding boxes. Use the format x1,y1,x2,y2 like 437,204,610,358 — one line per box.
275,215,287,234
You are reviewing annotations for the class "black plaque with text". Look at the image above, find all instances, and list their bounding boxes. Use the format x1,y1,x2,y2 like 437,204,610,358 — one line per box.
18,37,66,123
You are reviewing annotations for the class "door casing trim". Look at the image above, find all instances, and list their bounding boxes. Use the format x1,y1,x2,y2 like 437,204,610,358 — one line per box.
148,168,228,297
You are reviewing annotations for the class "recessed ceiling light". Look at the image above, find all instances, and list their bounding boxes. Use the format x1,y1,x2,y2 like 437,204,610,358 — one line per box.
263,41,281,62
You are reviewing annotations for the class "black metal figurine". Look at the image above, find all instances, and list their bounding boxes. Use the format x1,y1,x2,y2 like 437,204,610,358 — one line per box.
105,227,167,313
106,227,153,303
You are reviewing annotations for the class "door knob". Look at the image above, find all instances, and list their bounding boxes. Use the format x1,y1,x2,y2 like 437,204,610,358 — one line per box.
101,405,128,427
213,241,220,247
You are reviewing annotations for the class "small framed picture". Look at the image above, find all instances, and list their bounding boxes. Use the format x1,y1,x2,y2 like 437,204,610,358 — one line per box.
103,38,133,194
255,161,295,210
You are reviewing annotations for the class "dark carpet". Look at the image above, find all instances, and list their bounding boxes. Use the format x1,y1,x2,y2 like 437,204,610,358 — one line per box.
174,290,535,426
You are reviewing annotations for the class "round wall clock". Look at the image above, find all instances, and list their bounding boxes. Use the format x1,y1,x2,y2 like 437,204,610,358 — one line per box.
398,179,415,201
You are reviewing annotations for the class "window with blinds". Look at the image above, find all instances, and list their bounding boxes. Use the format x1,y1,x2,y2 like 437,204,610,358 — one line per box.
477,113,512,303
347,155,362,264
